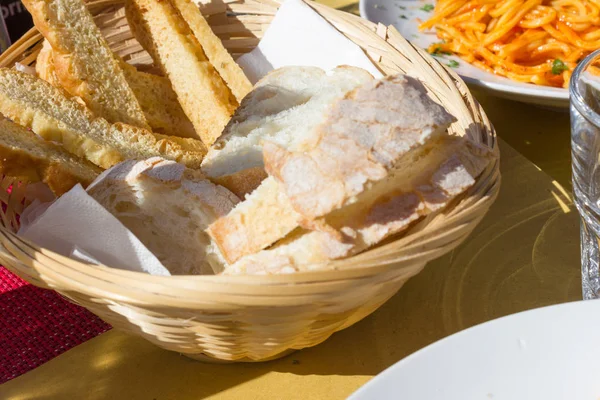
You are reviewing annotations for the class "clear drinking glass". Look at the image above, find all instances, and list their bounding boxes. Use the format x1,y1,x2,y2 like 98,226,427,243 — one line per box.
571,49,600,299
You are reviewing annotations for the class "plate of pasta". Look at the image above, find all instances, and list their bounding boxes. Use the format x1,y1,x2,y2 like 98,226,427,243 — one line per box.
358,0,600,108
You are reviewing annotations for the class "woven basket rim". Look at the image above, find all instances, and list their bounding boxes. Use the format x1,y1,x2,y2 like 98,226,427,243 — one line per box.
0,168,499,287
0,0,500,293
0,167,500,295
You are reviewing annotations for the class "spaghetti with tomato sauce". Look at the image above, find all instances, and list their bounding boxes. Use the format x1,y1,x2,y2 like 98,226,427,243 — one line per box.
419,0,600,88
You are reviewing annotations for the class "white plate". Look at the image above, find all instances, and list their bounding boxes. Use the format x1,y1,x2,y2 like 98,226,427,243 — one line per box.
348,300,600,399
359,0,570,108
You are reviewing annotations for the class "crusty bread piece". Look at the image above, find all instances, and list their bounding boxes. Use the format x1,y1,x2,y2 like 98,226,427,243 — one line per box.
23,0,149,129
87,157,240,275
0,117,101,195
264,75,454,218
119,61,197,139
209,177,299,263
201,66,374,197
0,69,206,169
207,73,455,264
125,0,237,146
224,135,494,275
35,40,62,88
170,0,252,103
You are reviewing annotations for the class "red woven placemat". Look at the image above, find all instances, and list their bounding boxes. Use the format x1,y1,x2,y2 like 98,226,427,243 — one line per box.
0,266,111,384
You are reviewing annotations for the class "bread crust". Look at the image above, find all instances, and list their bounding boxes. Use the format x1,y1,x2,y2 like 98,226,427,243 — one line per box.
35,40,62,88
210,166,267,199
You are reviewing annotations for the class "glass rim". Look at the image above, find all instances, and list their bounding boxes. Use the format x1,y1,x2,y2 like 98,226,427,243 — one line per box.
570,49,600,126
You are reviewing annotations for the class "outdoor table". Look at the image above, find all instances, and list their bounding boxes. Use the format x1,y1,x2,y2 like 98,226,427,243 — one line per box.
0,1,582,398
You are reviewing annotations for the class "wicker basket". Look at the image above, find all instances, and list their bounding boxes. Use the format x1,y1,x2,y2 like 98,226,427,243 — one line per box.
0,0,500,362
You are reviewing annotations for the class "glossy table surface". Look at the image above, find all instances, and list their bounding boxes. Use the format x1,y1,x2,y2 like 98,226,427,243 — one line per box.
0,3,582,400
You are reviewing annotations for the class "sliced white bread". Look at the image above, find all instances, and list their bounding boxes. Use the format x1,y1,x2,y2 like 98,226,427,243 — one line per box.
207,74,456,264
125,0,237,146
23,0,149,129
87,157,240,275
224,134,493,275
170,0,252,103
119,61,197,139
201,66,374,196
0,69,206,169
0,117,102,195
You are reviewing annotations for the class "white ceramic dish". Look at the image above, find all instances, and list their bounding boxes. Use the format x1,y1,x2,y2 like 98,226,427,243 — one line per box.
348,300,600,399
359,0,569,108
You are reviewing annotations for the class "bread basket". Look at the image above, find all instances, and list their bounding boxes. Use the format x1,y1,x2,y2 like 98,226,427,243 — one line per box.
0,0,500,362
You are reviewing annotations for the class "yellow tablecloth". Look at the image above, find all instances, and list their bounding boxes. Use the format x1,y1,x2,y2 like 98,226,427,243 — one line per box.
0,4,582,400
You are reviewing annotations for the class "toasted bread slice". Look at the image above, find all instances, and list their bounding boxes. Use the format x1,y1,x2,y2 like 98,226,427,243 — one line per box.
0,69,206,169
125,0,238,146
36,41,197,139
207,74,457,264
170,0,252,103
0,117,101,195
119,61,197,139
22,0,149,129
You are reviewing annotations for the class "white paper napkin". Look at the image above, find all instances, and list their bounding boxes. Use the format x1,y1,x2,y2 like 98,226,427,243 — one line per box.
237,0,382,83
18,184,170,276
